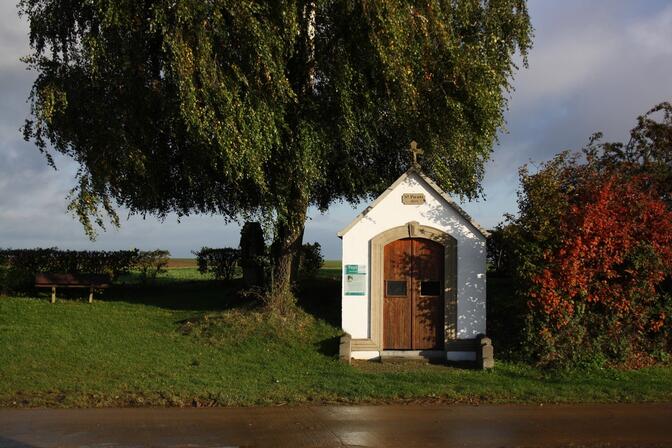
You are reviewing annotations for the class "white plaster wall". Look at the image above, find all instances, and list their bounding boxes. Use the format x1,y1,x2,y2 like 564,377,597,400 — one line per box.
341,172,487,344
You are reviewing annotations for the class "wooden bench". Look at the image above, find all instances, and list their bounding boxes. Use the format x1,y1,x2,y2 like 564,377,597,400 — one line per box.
35,273,111,303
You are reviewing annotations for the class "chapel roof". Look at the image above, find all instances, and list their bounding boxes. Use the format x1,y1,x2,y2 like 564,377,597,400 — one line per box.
336,168,489,239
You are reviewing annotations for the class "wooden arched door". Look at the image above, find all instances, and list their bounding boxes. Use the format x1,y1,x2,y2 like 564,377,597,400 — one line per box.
383,238,444,350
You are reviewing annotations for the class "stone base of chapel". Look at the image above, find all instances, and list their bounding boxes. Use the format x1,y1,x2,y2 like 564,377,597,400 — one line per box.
350,350,476,362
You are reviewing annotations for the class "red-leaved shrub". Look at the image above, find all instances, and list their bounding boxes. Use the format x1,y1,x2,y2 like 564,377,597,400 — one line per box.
528,171,672,364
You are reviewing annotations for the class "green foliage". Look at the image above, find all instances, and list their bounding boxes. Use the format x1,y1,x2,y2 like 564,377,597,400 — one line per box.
193,247,240,281
585,102,672,204
0,265,8,297
135,250,170,284
486,277,526,360
486,224,517,277
18,0,533,298
296,242,324,280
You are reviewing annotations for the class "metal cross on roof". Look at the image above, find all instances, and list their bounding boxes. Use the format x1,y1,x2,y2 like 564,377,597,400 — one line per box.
410,140,424,166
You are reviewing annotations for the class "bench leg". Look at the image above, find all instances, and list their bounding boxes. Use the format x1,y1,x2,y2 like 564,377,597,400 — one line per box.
89,287,93,304
51,287,56,304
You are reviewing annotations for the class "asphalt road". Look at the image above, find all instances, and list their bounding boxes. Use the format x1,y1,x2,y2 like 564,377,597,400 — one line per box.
0,403,671,447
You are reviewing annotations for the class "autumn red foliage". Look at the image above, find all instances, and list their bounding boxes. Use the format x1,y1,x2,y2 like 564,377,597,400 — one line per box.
526,168,672,365
488,104,672,367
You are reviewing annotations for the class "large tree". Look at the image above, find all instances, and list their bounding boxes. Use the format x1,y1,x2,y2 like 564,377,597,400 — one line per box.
19,0,532,309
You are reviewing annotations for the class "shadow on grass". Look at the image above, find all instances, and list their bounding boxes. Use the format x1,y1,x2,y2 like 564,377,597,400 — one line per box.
316,335,341,358
296,277,341,327
87,273,343,325
100,278,248,312
30,268,343,334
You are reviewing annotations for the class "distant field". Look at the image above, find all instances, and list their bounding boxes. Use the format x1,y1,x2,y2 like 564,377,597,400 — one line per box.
322,260,341,269
167,259,340,268
318,260,341,280
116,259,342,284
166,258,198,268
165,259,341,272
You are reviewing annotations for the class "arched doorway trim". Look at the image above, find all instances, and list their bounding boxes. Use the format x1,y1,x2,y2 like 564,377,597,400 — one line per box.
350,221,457,352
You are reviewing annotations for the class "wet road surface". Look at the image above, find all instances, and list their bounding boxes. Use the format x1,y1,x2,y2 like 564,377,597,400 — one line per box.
0,403,671,447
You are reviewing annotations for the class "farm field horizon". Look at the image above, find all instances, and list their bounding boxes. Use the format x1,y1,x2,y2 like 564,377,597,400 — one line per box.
164,258,342,268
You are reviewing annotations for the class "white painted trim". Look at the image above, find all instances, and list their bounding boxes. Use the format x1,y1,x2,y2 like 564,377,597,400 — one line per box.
337,171,414,237
337,169,489,239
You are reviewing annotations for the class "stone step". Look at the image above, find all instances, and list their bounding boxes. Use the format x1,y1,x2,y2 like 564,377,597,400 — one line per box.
380,350,446,363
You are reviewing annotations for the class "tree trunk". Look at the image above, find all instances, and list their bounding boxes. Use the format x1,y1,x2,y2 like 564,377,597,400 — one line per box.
265,1,314,314
269,201,308,314
290,227,305,283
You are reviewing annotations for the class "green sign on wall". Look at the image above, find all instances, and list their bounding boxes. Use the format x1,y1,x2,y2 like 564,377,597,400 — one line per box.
344,264,366,296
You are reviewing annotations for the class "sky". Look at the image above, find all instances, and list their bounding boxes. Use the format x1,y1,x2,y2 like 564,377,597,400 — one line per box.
1,1,671,259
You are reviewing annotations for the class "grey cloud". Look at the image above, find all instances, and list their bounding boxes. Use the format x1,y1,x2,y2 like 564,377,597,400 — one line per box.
2,1,672,258
461,1,672,228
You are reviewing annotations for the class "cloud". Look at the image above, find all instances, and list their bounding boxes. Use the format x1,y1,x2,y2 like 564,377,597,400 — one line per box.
0,3,29,71
1,1,672,257
515,30,618,99
628,4,672,56
460,0,672,229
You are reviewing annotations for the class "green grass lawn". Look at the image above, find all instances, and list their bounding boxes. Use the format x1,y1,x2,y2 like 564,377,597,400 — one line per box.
1,262,671,408
118,267,214,283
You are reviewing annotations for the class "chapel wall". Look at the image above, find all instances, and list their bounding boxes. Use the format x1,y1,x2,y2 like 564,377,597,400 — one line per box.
341,172,486,344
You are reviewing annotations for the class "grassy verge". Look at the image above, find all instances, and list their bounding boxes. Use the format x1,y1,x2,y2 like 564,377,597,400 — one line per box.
1,264,671,408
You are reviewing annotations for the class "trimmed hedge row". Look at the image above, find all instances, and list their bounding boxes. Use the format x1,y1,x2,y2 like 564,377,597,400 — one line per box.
0,248,170,293
0,239,324,294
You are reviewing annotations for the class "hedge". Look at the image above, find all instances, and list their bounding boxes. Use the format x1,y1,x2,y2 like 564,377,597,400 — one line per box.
0,248,170,293
193,247,240,280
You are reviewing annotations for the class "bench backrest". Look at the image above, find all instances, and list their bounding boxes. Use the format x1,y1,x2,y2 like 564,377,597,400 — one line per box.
35,273,112,287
